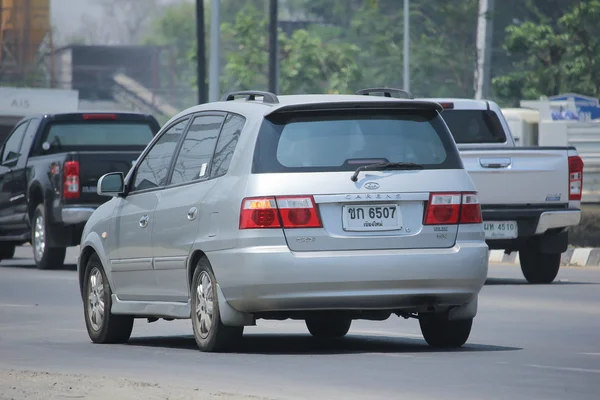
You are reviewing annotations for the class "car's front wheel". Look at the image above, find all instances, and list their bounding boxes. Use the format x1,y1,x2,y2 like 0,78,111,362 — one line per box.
191,257,243,352
305,316,352,338
419,313,472,348
83,253,134,343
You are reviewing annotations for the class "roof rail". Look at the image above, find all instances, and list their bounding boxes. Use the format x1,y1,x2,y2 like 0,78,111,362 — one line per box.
355,87,413,99
220,90,279,104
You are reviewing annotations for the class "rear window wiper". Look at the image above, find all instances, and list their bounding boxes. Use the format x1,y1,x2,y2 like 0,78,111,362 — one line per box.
350,161,424,182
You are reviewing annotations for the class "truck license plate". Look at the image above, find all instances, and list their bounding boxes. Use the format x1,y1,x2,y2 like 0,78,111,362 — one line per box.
483,221,518,239
342,204,401,232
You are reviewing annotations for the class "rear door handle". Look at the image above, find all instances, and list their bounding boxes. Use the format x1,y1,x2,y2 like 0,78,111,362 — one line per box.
139,214,149,228
479,157,511,168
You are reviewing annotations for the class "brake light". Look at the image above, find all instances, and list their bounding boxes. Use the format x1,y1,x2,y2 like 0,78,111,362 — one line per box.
568,155,584,201
82,113,117,120
276,196,322,228
239,195,322,229
423,192,482,225
439,102,454,109
63,161,80,199
459,192,482,224
424,193,461,225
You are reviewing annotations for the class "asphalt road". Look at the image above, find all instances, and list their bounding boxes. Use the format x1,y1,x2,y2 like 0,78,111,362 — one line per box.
1,246,599,399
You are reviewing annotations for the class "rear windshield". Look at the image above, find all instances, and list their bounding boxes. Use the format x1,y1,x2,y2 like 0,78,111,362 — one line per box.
41,121,155,152
252,109,463,173
440,109,507,144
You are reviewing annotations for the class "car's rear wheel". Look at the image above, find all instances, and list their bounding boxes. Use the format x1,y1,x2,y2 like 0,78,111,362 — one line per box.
305,316,352,338
83,253,134,344
191,257,243,352
419,313,472,348
32,204,66,270
0,243,15,261
519,248,561,284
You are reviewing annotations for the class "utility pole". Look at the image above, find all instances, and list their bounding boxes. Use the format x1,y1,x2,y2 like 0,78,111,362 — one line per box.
268,0,279,94
208,0,221,102
196,0,207,104
474,0,495,99
403,0,410,93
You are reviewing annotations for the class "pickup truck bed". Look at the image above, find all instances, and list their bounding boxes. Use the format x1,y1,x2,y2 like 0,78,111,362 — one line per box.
423,97,583,284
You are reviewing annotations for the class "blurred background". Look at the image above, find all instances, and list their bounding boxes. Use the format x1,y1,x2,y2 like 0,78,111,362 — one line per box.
1,0,600,243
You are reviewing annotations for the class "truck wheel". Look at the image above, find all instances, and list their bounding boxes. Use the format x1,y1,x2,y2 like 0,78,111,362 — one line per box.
32,204,66,270
191,256,243,352
519,248,561,284
419,313,472,348
305,316,352,338
83,253,134,343
0,243,16,261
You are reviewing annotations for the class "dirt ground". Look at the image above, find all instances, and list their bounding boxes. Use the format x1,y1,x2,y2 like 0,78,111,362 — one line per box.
0,370,271,400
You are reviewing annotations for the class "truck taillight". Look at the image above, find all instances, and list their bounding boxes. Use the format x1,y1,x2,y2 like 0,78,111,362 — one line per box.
239,196,322,229
423,192,482,225
568,155,584,201
63,161,80,199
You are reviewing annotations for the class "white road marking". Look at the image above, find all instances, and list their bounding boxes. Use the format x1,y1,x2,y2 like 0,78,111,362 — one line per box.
580,353,600,356
527,364,600,374
0,304,37,308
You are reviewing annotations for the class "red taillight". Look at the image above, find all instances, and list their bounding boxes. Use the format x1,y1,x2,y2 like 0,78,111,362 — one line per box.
568,155,584,201
276,196,322,228
459,192,482,224
82,113,117,120
423,192,482,225
63,161,80,199
439,102,454,109
239,195,322,229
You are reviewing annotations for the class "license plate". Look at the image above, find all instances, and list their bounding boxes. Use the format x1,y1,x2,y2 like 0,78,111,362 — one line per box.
342,204,401,232
483,221,518,239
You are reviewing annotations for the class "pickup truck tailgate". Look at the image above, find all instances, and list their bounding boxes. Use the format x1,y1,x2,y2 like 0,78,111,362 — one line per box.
72,151,140,204
459,148,569,205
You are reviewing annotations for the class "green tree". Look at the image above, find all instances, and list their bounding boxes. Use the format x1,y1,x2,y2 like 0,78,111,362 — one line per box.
492,0,599,105
221,4,361,94
411,0,479,97
143,2,197,108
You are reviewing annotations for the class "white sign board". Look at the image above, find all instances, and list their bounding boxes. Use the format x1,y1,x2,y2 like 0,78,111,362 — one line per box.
0,87,79,117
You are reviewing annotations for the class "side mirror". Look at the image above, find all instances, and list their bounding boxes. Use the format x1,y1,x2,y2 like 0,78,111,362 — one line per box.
97,172,124,197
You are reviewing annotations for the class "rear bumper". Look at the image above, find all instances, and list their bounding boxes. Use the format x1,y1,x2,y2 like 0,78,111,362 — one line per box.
482,207,580,251
207,241,489,314
535,210,581,234
61,206,97,225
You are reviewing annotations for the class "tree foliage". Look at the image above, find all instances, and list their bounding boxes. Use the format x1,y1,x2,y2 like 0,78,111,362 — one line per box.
221,4,361,94
137,0,600,110
492,0,600,105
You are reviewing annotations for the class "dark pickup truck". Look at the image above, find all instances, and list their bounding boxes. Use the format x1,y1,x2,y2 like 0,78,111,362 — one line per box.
0,112,160,269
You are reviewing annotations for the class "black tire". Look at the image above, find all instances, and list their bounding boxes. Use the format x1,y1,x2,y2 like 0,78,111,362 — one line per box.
31,204,66,270
419,313,472,348
83,253,134,344
0,243,15,261
191,256,243,352
305,316,352,338
519,248,561,284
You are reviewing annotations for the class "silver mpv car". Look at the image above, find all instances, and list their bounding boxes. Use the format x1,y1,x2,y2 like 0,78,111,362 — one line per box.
78,88,489,352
